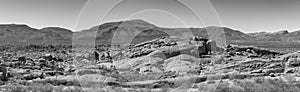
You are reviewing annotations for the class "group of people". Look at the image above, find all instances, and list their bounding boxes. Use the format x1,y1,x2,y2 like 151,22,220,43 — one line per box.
190,36,217,55
94,51,113,63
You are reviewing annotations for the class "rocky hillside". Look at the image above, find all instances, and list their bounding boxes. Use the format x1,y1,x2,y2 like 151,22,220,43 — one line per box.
2,36,300,91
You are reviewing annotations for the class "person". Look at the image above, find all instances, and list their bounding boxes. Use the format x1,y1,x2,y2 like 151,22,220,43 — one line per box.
100,51,112,62
101,52,106,60
105,51,113,62
94,51,99,61
206,40,217,55
226,44,232,49
0,66,7,81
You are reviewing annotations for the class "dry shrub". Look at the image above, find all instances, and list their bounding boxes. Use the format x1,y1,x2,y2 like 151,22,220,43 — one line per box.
212,55,225,64
0,83,83,92
197,76,300,92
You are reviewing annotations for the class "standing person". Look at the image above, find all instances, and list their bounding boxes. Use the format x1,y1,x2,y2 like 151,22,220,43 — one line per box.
105,51,113,63
101,52,106,61
100,51,112,62
206,40,217,55
94,51,99,61
0,66,7,81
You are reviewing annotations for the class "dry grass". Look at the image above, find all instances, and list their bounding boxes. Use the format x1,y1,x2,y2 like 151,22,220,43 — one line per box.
2,76,300,92
0,83,84,92
231,41,300,53
197,76,300,92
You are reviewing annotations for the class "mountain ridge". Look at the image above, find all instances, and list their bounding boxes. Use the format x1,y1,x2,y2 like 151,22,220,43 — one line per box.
1,19,299,45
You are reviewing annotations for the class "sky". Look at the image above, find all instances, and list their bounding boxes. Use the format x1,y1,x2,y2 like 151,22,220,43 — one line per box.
0,0,299,33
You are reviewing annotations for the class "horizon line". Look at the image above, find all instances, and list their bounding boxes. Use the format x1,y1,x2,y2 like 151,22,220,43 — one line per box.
0,19,299,33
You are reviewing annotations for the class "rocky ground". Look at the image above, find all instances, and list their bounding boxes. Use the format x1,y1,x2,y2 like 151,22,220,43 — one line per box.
1,36,300,92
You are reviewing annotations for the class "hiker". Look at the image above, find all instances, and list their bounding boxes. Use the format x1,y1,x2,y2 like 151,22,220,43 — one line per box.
100,51,112,62
0,66,7,81
94,51,99,61
206,40,217,54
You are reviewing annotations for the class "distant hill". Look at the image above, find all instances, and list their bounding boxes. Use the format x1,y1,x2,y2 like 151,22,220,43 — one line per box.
248,30,300,41
0,24,72,45
73,19,253,45
0,20,299,46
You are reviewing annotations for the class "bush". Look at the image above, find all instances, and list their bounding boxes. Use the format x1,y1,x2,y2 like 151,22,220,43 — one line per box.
0,83,84,92
197,76,300,92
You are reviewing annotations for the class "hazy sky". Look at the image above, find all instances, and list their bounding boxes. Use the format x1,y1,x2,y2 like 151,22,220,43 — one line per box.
0,0,299,33
0,0,87,30
211,0,300,33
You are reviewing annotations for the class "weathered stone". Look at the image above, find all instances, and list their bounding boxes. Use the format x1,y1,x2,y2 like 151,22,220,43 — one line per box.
263,68,285,75
23,72,44,80
269,73,276,77
250,69,263,74
164,55,201,74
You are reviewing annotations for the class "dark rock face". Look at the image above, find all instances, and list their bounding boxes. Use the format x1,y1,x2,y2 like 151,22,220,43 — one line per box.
225,44,282,58
118,36,213,60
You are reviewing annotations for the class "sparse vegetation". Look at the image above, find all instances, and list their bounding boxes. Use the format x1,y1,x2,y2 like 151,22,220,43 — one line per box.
0,83,83,92
195,76,300,92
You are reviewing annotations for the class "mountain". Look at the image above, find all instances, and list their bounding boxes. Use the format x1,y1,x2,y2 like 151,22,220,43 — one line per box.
41,27,73,39
248,30,300,41
74,19,253,45
282,30,300,41
74,19,171,45
0,24,72,45
1,20,299,46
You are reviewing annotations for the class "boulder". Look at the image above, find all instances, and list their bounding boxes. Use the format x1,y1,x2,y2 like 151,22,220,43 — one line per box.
33,75,81,86
45,71,64,76
137,65,163,74
150,44,206,59
250,69,263,74
263,68,285,75
114,56,164,70
282,52,300,67
97,63,116,70
287,58,300,67
164,55,201,74
17,56,26,61
78,74,119,87
120,36,210,59
225,45,281,57
23,72,44,80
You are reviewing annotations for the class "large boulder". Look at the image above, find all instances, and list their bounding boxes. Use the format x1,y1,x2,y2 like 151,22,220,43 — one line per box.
17,56,26,62
119,36,211,59
282,52,300,67
75,69,104,75
225,45,281,57
136,65,163,74
164,54,201,74
33,75,81,86
97,63,116,70
287,58,300,67
149,43,207,59
78,74,119,87
114,56,164,70
44,71,64,76
23,72,44,80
